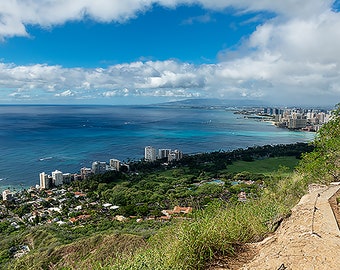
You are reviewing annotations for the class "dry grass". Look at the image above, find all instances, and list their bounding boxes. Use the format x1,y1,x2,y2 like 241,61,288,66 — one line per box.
10,233,146,270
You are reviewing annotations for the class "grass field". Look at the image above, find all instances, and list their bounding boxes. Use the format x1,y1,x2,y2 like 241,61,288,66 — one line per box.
151,156,300,181
225,156,300,175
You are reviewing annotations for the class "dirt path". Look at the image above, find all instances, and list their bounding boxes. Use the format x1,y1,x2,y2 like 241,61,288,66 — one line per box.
240,184,340,270
208,184,340,270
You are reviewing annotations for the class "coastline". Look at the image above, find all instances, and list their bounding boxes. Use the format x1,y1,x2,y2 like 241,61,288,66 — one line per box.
0,105,316,192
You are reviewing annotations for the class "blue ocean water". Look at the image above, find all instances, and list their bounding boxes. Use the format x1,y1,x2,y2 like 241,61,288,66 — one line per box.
0,105,314,191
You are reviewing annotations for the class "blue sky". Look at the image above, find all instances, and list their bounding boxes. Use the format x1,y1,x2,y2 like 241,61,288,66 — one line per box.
2,5,265,67
0,1,340,106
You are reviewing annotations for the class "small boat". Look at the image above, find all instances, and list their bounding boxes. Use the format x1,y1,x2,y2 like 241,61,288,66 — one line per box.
39,157,53,161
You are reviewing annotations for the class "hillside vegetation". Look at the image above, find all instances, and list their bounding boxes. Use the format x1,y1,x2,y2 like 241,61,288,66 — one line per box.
0,147,309,270
1,104,339,270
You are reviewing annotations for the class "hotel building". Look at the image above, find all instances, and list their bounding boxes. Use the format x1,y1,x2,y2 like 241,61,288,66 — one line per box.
52,170,63,186
145,146,157,162
39,172,51,189
158,149,171,159
92,161,107,174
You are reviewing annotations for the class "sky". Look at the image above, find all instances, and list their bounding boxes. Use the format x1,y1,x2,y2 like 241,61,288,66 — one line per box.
0,0,340,106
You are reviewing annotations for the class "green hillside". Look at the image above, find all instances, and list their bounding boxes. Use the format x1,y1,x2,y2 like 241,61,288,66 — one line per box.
226,156,299,175
1,103,339,270
0,148,309,269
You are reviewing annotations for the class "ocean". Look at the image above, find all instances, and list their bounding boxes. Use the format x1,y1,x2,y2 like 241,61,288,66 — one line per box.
0,105,315,191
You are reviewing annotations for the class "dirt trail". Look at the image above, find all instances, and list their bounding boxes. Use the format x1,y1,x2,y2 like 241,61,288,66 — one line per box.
239,184,340,270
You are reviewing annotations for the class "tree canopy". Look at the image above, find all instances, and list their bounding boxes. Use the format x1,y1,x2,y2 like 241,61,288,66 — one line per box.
298,104,340,183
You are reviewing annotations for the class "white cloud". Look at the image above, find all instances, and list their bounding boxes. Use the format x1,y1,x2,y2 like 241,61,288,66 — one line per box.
55,90,74,97
1,54,339,105
0,0,334,39
0,1,340,105
247,12,340,64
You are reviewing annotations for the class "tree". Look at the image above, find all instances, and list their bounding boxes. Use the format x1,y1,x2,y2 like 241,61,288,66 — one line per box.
102,185,130,205
298,104,340,184
12,203,32,218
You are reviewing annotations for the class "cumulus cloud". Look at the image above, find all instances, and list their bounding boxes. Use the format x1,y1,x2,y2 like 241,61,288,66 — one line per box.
1,55,339,105
0,0,334,39
0,0,340,105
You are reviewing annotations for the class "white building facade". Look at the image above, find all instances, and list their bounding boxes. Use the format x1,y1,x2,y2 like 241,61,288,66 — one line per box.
52,170,63,186
145,146,157,162
92,161,107,174
109,159,120,171
168,149,183,162
39,172,51,189
158,149,171,159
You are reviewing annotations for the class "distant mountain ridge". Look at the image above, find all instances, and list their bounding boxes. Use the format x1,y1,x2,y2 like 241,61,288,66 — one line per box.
157,98,267,107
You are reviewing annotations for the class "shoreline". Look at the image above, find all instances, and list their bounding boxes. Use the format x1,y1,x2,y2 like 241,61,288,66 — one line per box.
0,141,315,195
0,106,317,192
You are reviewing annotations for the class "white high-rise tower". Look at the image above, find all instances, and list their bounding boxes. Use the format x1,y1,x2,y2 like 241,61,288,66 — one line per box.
39,172,50,189
52,170,63,186
145,146,156,162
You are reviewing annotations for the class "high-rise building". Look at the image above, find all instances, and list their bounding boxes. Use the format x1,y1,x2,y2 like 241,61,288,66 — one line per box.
317,112,327,124
62,173,72,184
168,149,183,162
145,146,157,162
80,167,92,180
158,149,171,159
52,170,63,186
92,161,107,174
288,114,307,129
109,159,120,171
39,172,51,189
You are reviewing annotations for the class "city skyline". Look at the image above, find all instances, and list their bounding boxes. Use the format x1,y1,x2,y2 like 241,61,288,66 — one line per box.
0,1,340,106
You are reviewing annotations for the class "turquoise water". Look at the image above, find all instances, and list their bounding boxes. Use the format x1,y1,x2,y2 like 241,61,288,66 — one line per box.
207,179,225,185
0,105,315,190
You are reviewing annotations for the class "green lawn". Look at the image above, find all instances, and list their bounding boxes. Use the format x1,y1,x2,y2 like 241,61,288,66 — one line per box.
226,156,300,175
